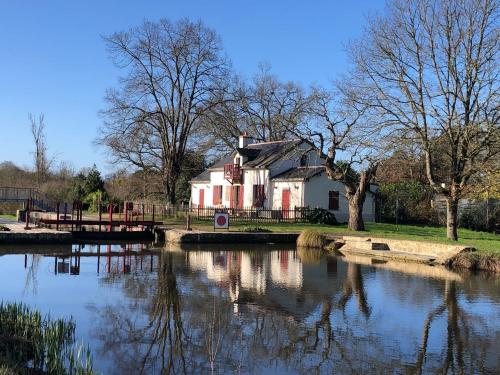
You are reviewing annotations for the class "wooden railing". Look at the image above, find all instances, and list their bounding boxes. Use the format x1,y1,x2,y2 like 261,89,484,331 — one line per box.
223,164,243,183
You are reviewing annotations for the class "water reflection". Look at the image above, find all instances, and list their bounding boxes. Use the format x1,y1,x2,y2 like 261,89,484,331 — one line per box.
2,245,499,374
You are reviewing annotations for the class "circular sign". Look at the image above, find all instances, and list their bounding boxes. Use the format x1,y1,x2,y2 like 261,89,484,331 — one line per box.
217,215,227,226
214,212,229,229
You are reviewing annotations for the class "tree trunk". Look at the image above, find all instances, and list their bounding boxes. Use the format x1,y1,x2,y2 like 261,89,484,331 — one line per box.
446,197,458,241
348,197,365,231
165,180,177,205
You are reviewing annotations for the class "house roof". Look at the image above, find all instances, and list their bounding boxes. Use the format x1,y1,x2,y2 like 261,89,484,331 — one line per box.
271,166,325,181
191,139,314,183
190,169,211,182
243,139,304,168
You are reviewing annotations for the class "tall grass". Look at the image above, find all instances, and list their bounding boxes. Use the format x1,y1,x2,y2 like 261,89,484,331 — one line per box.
296,229,327,249
0,302,96,374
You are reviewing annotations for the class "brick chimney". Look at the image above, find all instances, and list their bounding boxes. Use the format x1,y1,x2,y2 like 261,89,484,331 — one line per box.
238,132,253,148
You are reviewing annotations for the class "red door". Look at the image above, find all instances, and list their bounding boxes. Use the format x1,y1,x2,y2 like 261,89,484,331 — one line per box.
281,189,290,218
199,189,205,208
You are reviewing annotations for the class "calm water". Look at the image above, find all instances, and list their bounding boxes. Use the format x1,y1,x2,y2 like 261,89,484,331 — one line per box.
0,243,499,374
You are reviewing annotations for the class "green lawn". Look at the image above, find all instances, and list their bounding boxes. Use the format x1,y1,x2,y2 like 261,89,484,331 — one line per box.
163,218,499,257
0,214,16,221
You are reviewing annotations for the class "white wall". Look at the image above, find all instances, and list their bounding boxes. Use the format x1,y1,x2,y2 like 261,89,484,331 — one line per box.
303,173,376,223
270,181,304,209
242,169,270,208
190,182,210,206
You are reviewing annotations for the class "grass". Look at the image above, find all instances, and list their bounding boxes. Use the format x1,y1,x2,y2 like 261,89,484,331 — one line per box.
0,214,16,221
162,218,499,257
0,302,96,374
296,229,327,248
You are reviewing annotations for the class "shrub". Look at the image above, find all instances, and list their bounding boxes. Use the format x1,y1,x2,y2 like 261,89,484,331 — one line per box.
306,208,337,225
243,226,272,233
297,229,327,248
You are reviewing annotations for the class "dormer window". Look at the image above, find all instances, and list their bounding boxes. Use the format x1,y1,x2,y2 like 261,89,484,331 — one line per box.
235,157,241,166
300,154,308,167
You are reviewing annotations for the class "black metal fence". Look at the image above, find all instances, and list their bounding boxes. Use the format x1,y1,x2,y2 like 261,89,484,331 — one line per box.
190,206,312,223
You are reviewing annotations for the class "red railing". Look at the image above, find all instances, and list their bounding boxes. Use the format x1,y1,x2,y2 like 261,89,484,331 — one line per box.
224,163,243,183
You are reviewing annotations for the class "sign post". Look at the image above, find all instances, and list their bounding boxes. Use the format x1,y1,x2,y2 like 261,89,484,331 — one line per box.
214,212,229,231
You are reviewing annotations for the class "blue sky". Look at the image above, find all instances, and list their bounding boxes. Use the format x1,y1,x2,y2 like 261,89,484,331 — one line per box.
0,0,385,175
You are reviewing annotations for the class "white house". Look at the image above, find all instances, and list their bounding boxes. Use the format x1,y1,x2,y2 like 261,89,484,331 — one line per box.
190,135,378,223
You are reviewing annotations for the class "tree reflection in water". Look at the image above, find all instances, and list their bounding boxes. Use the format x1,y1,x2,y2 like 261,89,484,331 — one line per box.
89,250,497,374
413,280,490,375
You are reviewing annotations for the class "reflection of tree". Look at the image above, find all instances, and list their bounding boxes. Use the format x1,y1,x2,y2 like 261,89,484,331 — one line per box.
23,254,40,295
413,280,489,375
140,252,186,374
89,251,498,374
338,263,371,318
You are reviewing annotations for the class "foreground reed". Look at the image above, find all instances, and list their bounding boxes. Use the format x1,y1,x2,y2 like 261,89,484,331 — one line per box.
0,302,96,374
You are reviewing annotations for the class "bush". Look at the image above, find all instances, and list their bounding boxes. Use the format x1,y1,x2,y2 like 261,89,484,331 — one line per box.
243,226,272,233
306,208,337,225
297,229,327,248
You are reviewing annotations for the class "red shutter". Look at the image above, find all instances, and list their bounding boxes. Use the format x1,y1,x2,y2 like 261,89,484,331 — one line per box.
213,186,217,206
238,185,244,209
199,189,205,208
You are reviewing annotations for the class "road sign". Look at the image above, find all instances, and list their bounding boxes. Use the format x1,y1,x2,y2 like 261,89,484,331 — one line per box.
214,212,229,230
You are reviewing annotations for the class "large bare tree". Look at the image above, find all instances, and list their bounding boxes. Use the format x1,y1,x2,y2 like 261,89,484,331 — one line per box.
99,19,230,204
347,0,499,239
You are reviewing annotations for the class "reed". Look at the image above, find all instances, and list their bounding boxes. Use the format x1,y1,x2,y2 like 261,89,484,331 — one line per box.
296,229,327,249
0,302,96,374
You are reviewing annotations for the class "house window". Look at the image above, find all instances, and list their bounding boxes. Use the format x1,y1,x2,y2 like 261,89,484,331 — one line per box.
224,186,231,202
328,191,339,210
213,185,223,205
253,185,265,208
300,154,308,167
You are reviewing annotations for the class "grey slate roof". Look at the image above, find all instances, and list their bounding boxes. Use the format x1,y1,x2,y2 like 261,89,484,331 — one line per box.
190,169,211,182
243,139,303,168
271,166,325,181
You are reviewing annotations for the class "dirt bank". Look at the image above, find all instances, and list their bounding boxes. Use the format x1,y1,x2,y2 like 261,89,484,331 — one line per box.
445,253,500,273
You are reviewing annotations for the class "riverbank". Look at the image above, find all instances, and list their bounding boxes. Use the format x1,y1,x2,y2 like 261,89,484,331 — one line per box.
161,220,499,272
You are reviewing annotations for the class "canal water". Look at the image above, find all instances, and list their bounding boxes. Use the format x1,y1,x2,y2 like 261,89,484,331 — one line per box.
0,243,499,374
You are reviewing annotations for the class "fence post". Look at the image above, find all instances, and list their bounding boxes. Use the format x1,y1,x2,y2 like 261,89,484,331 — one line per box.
56,202,60,231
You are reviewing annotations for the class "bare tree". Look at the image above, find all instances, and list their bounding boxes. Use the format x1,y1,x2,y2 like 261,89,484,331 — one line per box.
240,64,311,142
29,113,49,187
99,19,230,204
347,0,499,239
290,87,380,231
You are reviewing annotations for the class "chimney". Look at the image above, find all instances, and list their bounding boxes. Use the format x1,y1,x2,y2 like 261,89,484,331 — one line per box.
238,132,253,148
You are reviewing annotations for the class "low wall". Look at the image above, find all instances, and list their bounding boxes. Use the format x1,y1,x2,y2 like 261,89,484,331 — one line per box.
339,235,473,264
0,231,73,244
164,229,299,244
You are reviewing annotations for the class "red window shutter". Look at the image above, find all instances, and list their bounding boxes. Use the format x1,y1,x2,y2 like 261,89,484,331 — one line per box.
213,186,222,205
238,185,244,208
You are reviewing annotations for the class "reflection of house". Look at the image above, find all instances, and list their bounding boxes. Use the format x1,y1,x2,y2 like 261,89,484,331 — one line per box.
187,250,304,300
190,135,377,222
184,249,360,321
